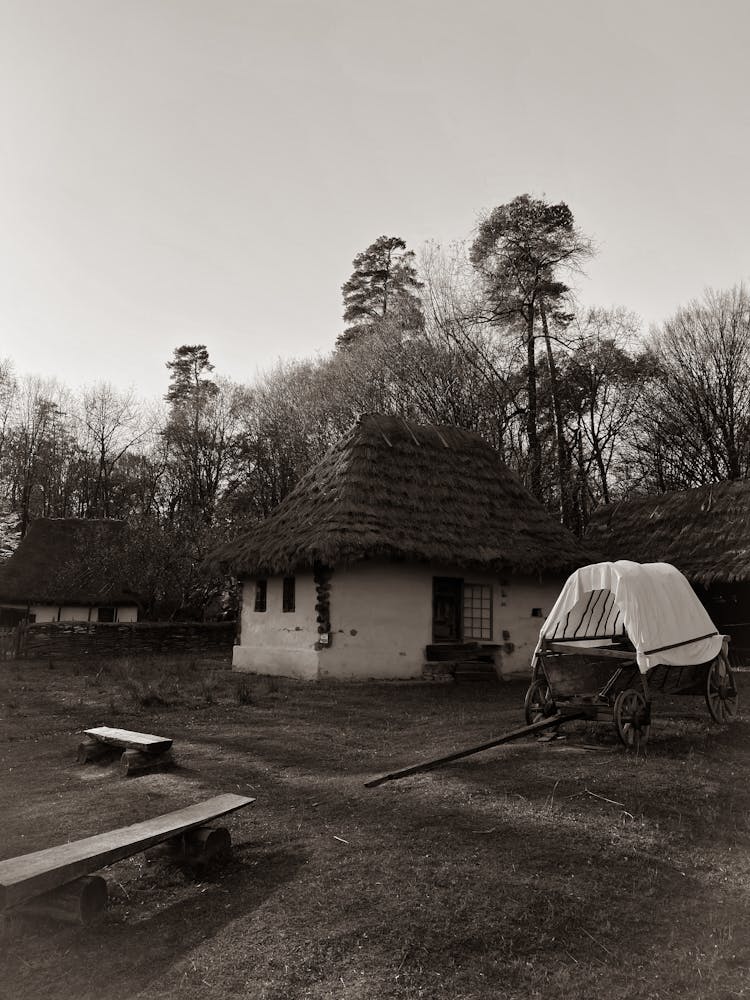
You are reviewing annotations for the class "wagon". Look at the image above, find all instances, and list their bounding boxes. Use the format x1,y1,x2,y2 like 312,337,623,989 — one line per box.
525,561,739,747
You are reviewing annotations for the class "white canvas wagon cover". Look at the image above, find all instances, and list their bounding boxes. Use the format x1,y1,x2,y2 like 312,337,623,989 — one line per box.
534,561,723,674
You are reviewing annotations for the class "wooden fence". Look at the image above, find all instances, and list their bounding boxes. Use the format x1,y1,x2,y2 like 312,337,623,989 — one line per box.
13,621,236,660
0,626,20,659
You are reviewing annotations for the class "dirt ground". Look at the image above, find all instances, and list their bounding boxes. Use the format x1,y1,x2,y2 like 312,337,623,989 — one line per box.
1,656,749,1000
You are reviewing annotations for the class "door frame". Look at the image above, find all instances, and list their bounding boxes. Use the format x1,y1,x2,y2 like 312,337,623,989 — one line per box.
432,576,464,643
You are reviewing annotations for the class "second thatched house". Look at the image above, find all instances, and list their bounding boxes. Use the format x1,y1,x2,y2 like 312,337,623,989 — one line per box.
212,414,593,681
0,518,141,626
585,481,750,659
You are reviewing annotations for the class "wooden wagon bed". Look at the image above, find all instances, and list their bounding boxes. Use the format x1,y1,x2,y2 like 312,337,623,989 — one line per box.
526,636,738,747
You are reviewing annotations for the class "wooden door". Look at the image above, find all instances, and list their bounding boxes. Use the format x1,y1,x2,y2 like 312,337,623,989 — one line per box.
432,577,463,642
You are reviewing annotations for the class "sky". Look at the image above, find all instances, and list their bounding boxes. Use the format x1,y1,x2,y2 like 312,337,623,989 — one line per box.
0,0,748,399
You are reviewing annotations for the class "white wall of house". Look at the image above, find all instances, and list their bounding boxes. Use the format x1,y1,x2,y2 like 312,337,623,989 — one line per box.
58,606,84,622
32,605,58,623
233,560,565,681
322,561,433,680
494,577,562,676
4,603,141,623
233,573,320,680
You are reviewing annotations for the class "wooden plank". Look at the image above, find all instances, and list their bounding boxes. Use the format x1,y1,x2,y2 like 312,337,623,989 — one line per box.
84,726,173,753
546,642,637,662
365,714,585,788
550,634,626,644
0,793,254,910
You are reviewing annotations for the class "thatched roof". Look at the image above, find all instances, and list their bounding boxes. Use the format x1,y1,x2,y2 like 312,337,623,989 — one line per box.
0,518,140,605
213,414,593,578
585,480,750,585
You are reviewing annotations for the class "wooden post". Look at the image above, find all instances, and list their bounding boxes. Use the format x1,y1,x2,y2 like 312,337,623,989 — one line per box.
14,622,26,659
184,825,231,862
16,875,108,925
77,738,115,764
144,826,231,866
120,748,174,776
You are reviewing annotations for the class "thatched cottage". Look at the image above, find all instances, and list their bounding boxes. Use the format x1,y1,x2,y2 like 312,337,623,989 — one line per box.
585,481,750,658
214,414,592,681
0,518,140,626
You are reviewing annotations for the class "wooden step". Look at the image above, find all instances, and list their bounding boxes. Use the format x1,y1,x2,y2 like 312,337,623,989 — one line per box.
425,644,500,663
422,661,499,682
453,662,499,682
426,643,481,662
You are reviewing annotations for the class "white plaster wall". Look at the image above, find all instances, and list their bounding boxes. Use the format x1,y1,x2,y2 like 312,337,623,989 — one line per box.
321,561,433,679
232,561,568,682
31,605,57,623
494,576,565,676
323,563,565,680
29,604,139,624
233,573,320,680
58,606,86,622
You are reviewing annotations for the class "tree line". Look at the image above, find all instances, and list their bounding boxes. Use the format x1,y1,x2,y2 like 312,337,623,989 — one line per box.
1,194,748,616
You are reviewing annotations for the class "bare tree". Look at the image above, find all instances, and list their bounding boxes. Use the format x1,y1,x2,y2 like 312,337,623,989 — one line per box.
558,308,651,523
79,382,149,517
633,286,750,490
0,359,18,508
7,377,77,533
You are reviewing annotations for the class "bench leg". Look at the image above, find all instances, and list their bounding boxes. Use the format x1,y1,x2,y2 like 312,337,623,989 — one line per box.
120,748,174,776
184,825,232,862
77,738,114,763
145,825,232,867
14,875,108,926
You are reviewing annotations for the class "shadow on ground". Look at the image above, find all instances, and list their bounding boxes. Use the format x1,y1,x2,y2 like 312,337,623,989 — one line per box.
3,845,307,1000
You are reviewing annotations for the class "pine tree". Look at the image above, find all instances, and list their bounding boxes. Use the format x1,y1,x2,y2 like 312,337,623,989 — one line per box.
470,195,593,502
337,236,423,349
165,345,218,405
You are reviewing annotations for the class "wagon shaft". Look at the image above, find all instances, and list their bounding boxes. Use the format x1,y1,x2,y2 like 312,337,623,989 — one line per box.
365,713,583,788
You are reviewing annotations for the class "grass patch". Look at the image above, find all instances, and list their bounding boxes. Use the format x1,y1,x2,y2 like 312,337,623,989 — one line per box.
0,660,747,1000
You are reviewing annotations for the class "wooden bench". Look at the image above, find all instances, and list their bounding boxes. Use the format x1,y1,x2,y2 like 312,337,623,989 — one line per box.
78,726,175,775
0,793,254,924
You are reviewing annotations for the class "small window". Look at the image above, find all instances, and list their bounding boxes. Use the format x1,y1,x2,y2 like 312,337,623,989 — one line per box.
254,579,267,613
97,606,116,623
531,607,543,618
282,576,295,613
464,584,492,640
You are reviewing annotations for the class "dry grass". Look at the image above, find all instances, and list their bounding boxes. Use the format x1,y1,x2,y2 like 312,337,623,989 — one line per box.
0,658,749,1000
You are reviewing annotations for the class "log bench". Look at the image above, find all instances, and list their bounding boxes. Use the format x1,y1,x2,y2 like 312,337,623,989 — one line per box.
0,793,254,925
78,726,175,775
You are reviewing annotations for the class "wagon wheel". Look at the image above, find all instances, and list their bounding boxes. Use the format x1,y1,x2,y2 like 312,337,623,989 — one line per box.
524,678,556,725
705,655,739,723
613,688,650,749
